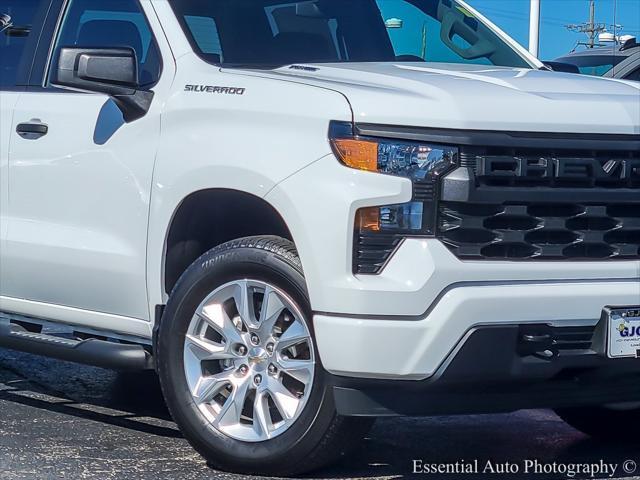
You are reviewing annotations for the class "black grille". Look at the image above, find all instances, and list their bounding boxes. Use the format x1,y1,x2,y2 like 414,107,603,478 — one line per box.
439,144,640,261
439,202,640,260
354,232,402,274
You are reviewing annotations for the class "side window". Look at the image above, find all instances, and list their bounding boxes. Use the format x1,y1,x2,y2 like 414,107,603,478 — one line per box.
578,62,614,77
625,67,640,82
0,0,49,89
49,0,161,88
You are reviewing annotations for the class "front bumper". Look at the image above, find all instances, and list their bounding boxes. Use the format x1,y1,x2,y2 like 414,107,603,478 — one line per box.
328,323,640,417
314,274,640,379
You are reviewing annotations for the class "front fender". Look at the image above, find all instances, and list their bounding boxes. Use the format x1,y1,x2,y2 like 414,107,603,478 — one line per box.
146,54,353,313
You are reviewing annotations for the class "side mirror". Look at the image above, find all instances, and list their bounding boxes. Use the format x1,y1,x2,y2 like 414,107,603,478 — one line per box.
51,47,154,123
542,61,580,74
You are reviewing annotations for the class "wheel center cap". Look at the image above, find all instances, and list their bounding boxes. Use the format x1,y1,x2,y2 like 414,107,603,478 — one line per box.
248,347,268,366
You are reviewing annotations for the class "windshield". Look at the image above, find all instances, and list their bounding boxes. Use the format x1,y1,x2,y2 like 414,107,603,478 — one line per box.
169,0,532,69
557,54,626,77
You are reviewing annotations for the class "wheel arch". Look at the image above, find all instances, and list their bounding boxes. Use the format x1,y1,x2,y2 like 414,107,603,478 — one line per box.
162,188,294,295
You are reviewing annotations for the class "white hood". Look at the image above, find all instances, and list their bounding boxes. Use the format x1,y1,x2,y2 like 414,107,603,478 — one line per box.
242,62,640,135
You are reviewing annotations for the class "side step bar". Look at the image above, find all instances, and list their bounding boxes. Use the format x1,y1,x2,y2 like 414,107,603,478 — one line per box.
0,321,152,371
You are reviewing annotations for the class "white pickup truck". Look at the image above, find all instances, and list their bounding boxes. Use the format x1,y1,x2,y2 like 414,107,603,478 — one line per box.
1,0,639,475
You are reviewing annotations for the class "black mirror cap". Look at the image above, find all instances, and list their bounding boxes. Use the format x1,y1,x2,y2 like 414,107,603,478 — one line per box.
542,61,580,74
51,47,154,123
53,47,138,92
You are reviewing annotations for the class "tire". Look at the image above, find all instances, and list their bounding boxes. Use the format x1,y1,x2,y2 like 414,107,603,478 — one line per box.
555,404,640,442
156,235,373,476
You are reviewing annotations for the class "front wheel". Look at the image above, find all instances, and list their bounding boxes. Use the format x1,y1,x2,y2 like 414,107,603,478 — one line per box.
156,236,373,476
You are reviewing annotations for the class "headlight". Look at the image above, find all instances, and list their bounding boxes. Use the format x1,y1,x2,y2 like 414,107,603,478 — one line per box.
329,121,458,273
331,136,457,181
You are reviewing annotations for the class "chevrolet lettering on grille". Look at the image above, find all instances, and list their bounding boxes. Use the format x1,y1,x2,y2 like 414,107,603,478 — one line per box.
478,156,640,181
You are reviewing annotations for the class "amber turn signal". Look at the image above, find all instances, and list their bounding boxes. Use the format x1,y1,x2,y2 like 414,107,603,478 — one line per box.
331,138,379,172
355,207,380,232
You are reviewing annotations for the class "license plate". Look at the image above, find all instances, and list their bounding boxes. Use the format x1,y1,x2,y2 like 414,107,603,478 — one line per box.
607,307,640,359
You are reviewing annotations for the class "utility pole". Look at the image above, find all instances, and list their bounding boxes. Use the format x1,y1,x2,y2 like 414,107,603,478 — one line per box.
588,0,596,47
566,0,607,49
529,0,540,57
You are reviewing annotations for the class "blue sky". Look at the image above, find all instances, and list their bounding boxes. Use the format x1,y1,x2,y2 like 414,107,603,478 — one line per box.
466,0,640,59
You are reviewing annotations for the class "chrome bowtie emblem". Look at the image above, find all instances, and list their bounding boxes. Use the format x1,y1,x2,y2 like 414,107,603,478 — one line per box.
248,347,268,365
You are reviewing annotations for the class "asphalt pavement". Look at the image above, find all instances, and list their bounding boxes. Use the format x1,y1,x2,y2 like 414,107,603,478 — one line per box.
0,348,638,480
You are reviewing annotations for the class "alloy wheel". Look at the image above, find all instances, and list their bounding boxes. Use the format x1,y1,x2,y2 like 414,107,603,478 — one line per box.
183,279,315,442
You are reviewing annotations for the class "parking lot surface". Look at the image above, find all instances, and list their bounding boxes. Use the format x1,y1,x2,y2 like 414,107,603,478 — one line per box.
0,348,638,480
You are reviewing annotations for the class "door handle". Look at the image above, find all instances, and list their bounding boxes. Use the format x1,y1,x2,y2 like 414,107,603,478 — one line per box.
16,121,48,139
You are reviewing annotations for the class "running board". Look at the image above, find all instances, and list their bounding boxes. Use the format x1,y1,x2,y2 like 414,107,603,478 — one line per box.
0,321,152,371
